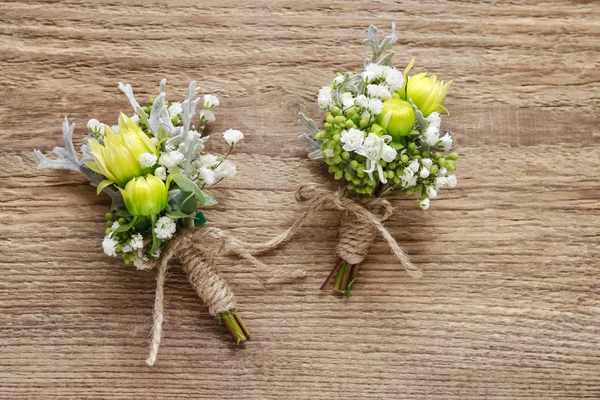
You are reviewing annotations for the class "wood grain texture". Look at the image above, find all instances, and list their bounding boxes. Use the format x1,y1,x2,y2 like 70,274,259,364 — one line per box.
1,0,599,398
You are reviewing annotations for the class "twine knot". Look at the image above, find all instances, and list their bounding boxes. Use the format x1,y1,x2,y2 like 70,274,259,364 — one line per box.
294,183,422,278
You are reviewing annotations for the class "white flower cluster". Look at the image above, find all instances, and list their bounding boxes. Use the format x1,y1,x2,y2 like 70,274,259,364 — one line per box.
340,129,397,184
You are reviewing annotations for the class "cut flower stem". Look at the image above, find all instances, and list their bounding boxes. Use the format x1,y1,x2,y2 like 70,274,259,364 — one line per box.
219,310,250,344
322,258,360,298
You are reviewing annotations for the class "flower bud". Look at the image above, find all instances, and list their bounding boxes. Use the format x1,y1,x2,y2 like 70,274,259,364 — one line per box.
119,175,168,216
406,72,452,117
375,97,416,140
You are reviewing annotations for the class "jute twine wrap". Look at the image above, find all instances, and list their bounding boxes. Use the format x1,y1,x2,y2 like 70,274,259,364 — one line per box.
146,226,305,367
292,183,422,278
144,183,420,366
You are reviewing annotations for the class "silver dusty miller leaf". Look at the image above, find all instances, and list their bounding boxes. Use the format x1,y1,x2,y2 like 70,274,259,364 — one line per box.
34,117,124,209
363,22,398,68
297,113,323,160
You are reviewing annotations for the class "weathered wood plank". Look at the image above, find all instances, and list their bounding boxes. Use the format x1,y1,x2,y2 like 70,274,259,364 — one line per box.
0,0,599,399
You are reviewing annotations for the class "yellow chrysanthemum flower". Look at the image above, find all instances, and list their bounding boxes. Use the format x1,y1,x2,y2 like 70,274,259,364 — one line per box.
405,72,452,117
86,113,157,189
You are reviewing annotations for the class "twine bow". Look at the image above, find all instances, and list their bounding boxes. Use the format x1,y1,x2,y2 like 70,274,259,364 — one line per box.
146,226,304,366
291,183,422,278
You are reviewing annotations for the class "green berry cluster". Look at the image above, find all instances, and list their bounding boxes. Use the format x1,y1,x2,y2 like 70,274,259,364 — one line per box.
314,102,458,197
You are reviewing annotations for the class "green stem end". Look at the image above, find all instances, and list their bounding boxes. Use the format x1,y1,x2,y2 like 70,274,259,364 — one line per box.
219,310,250,344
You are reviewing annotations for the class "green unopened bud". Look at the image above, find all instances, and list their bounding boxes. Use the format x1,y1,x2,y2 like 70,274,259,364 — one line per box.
332,133,341,142
430,165,439,175
118,217,127,225
400,154,409,163
386,170,395,179
105,212,113,221
422,151,431,158
119,175,168,217
106,220,112,228
369,123,386,136
325,158,335,165
388,161,397,170
143,106,151,114
105,228,112,236
334,170,343,180
359,118,369,128
171,116,180,125
352,177,362,185
323,122,332,130
393,176,401,185
350,160,359,170
344,172,353,181
346,107,357,117
334,116,345,125
380,160,387,167
148,97,155,105
396,167,404,176
328,165,340,173
446,161,456,172
331,106,341,116
333,144,342,155
433,152,442,160
365,186,374,195
345,119,355,129
407,142,416,152
447,152,459,161
438,158,447,167
341,151,350,160
376,98,416,141
332,155,342,164
325,115,335,124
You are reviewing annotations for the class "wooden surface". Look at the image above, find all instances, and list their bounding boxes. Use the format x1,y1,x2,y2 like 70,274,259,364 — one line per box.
1,1,599,398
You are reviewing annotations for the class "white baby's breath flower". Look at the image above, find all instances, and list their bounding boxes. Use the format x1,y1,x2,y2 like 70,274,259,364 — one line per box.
318,86,333,110
129,233,144,250
362,63,385,82
333,75,345,86
223,129,244,146
355,133,395,184
87,119,104,135
154,166,167,181
139,152,158,169
102,236,118,257
340,128,365,152
435,176,447,188
426,186,438,199
446,174,457,188
200,109,215,122
110,221,120,232
421,158,433,169
159,150,185,169
360,110,371,121
341,92,355,108
122,244,133,253
424,124,440,146
381,145,397,163
323,148,335,158
168,102,182,117
437,133,453,151
401,168,417,187
419,168,430,178
199,167,215,185
408,159,420,172
355,94,370,109
204,94,219,108
154,217,177,240
367,84,392,100
198,154,218,169
150,137,159,146
419,198,431,210
438,167,448,176
368,98,384,115
385,68,404,91
214,160,237,180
